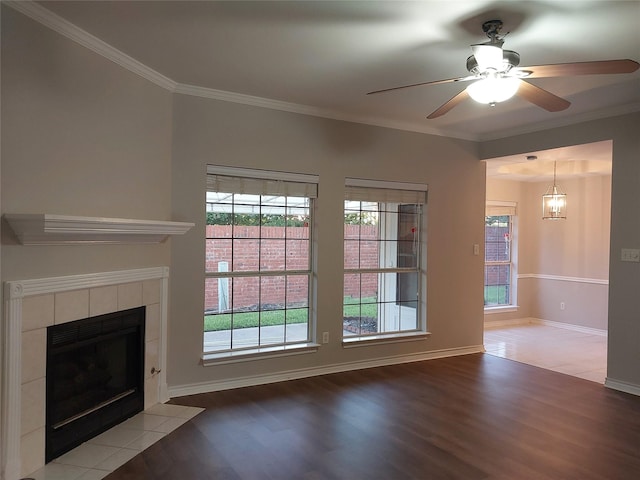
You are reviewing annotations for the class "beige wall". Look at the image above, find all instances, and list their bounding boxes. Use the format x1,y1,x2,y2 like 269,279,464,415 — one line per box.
481,112,640,391
169,94,486,388
526,175,611,280
1,7,173,280
485,175,611,330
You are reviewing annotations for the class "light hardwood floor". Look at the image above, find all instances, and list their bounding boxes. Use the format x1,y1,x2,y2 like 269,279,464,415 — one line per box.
484,322,607,383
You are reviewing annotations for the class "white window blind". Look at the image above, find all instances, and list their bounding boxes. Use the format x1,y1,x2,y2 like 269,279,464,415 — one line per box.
207,175,318,198
486,201,517,216
345,178,427,204
207,166,318,198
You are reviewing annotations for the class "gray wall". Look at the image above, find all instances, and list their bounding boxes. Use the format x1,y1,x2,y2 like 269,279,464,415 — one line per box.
169,95,485,388
1,7,173,280
481,112,640,390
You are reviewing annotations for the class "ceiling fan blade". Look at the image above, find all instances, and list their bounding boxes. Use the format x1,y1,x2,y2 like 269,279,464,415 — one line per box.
367,76,476,95
427,89,469,119
517,80,571,112
522,59,639,79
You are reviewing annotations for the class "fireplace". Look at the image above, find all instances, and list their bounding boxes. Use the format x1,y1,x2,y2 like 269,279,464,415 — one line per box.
2,267,169,480
46,307,145,462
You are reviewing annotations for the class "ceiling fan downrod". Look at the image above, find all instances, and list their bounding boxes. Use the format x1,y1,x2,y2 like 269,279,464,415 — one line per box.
482,19,505,44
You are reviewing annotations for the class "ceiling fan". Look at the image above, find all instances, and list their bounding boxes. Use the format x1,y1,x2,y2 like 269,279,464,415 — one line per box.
367,20,639,119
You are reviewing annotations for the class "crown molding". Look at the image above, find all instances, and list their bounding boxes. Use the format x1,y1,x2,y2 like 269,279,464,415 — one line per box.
517,273,608,285
478,101,640,141
4,214,194,245
174,83,478,141
4,0,177,91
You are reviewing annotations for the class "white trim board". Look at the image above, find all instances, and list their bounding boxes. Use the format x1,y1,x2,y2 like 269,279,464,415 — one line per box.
5,267,169,299
484,318,532,329
530,318,607,337
484,317,608,337
4,214,193,245
518,273,608,285
484,317,607,336
4,0,176,91
605,378,640,397
169,345,484,397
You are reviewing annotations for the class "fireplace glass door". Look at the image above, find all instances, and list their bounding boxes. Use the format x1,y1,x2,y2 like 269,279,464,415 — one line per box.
46,306,145,462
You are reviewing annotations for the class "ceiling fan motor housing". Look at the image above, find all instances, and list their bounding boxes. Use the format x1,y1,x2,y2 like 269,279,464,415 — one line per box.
466,50,520,75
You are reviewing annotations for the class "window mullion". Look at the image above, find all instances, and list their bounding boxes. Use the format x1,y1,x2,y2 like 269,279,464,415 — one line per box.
283,196,288,344
258,197,262,346
230,195,235,349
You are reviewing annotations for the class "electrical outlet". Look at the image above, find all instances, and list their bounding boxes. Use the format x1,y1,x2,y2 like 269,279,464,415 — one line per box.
322,332,329,344
473,244,480,256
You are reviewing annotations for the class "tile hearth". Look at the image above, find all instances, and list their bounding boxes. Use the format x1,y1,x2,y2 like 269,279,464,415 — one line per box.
26,403,204,480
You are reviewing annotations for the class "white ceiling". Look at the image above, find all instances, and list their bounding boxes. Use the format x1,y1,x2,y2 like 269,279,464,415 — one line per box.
14,1,639,178
484,140,612,182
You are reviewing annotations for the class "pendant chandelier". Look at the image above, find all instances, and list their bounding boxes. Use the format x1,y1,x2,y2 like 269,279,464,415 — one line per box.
542,161,566,220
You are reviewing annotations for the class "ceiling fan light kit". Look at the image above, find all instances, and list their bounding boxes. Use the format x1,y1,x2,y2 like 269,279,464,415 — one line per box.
466,75,520,105
367,19,639,119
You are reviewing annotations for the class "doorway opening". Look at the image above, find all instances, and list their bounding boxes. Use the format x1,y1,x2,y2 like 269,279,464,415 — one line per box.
482,140,612,383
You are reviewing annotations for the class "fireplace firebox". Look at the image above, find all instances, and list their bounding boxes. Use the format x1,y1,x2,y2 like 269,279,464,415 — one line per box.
46,306,145,462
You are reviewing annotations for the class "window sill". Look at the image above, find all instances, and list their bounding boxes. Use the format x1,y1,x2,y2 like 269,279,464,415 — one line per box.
202,343,320,366
484,306,519,314
342,331,430,348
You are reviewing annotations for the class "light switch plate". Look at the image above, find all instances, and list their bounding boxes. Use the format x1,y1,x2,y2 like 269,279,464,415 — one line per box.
621,248,640,262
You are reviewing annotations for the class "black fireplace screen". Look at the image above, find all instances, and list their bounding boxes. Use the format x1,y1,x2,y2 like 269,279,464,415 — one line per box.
46,306,145,462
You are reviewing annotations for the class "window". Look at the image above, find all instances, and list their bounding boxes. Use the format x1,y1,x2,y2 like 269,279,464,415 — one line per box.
204,166,317,354
343,179,427,340
484,202,516,307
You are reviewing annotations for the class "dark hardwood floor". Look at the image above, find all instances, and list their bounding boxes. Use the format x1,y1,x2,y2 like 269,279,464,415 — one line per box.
105,354,640,479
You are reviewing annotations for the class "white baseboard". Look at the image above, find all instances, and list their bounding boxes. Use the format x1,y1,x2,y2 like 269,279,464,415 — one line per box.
168,345,484,398
484,317,533,329
530,318,608,337
605,378,640,397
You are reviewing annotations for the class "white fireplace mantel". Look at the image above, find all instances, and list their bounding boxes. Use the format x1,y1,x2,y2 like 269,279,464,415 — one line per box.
4,214,194,245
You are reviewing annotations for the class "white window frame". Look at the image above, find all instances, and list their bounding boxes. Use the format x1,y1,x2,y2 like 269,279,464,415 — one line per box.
203,165,319,363
343,178,429,345
484,201,518,312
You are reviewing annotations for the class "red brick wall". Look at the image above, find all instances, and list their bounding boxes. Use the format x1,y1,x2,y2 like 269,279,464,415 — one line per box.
205,225,379,312
485,225,510,285
343,225,378,298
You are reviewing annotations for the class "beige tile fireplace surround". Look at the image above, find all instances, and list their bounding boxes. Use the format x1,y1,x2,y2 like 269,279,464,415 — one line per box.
1,267,170,480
